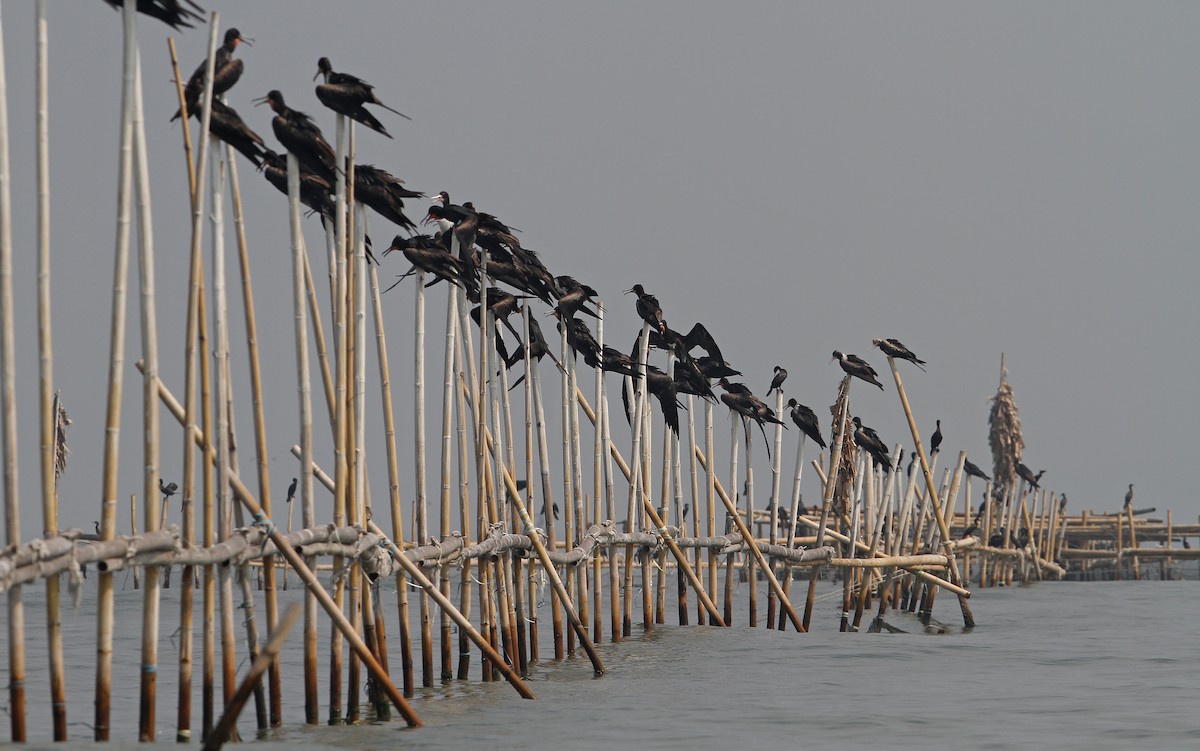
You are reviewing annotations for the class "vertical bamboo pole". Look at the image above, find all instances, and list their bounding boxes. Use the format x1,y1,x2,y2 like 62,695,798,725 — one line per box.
225,147,281,726
522,306,541,662
286,152,319,724
724,416,738,626
133,51,163,741
603,391,620,640
593,306,606,641
686,395,701,626
451,280,474,680
529,336,561,656
744,411,757,627
776,434,806,632
567,333,589,637
439,284,457,679
412,269,433,687
93,0,142,737
559,323,576,653
0,1,26,739
33,2,66,738
705,401,717,624
166,32,198,744
766,389,784,628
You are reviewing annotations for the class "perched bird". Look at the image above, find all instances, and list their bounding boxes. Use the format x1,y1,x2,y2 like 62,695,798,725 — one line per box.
871,338,927,371
314,56,410,138
104,0,205,29
286,477,298,503
1124,483,1134,510
962,458,991,482
159,478,178,498
256,90,337,181
851,416,891,471
625,284,665,334
929,419,943,454
785,398,826,449
553,278,601,320
831,351,884,390
207,99,267,166
385,234,476,296
766,366,787,396
172,28,251,121
355,164,422,232
1016,462,1041,490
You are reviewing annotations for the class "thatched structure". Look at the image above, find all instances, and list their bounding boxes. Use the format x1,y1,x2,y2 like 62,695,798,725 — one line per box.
988,357,1023,493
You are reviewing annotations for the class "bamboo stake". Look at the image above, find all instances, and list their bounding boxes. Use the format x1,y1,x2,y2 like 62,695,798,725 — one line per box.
705,401,717,624
225,146,281,726
439,284,456,678
725,414,738,625
286,152,319,724
593,306,606,641
744,409,757,627
766,389,784,628
776,434,806,632
803,378,850,630
523,306,541,661
166,29,199,745
33,2,66,739
133,51,163,740
884,358,974,627
413,269,433,687
451,292,472,682
93,1,143,737
203,604,301,751
225,416,267,731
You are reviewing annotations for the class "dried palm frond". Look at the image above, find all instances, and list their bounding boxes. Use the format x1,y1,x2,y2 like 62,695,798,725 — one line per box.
988,360,1022,494
53,392,71,485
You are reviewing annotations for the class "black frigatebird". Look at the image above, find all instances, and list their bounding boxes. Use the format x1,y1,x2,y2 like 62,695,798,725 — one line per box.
315,56,410,138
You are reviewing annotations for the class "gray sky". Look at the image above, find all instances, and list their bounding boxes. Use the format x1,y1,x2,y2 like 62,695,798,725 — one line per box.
1,1,1197,541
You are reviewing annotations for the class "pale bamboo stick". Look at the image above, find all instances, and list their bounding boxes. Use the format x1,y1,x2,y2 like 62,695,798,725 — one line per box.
133,51,163,741
93,0,144,737
34,1,66,739
803,377,850,630
439,283,457,678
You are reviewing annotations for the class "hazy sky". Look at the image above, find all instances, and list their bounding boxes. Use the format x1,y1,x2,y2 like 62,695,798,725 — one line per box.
1,1,1197,541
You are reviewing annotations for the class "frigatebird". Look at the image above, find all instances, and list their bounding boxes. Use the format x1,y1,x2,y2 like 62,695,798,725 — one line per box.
626,284,666,334
159,478,178,498
207,99,266,166
554,278,600,320
315,56,410,138
384,235,475,296
832,351,885,390
256,90,337,181
785,398,826,449
717,379,783,457
104,0,204,29
355,164,422,232
871,338,927,371
172,28,251,121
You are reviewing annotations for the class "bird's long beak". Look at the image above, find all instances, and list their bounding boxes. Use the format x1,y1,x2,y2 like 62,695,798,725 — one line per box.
623,288,634,295
239,36,254,47
313,69,321,82
252,94,269,107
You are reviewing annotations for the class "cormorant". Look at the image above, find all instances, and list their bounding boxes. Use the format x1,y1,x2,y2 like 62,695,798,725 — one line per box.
314,56,410,138
962,458,990,482
851,416,891,471
159,478,178,498
871,338,927,371
286,477,298,504
766,366,787,395
1015,462,1041,490
1124,483,1134,510
930,419,942,454
832,351,884,390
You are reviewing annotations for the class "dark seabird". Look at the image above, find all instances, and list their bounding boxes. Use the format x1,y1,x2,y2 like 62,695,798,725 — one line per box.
1124,483,1134,509
673,359,716,401
1015,462,1041,490
314,56,410,138
172,28,251,121
851,416,891,471
286,477,298,503
962,458,991,482
255,90,337,181
625,284,666,334
385,235,475,295
104,0,204,30
259,149,334,221
159,478,178,498
766,366,787,396
355,164,422,232
505,312,566,386
785,398,826,449
929,419,943,454
207,99,266,166
717,379,783,457
831,351,884,390
871,337,927,371
553,279,601,320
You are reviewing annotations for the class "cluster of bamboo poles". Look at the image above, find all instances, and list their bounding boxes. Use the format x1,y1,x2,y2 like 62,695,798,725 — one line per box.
3,4,1195,746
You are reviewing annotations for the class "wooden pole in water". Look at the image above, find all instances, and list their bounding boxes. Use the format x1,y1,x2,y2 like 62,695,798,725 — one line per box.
777,434,806,631
705,401,717,624
439,285,457,679
93,0,142,737
226,147,281,726
33,3,67,738
133,52,163,740
203,604,301,751
805,377,850,630
725,414,738,625
130,493,141,588
166,32,199,744
413,269,433,687
0,2,27,740
286,152,319,724
767,389,785,628
884,357,974,627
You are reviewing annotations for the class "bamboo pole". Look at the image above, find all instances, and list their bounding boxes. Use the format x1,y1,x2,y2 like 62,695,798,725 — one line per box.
884,357,974,627
286,152,319,724
203,604,301,751
705,401,717,624
767,389,784,628
439,284,457,678
133,51,163,740
593,306,606,640
776,434,806,632
368,263,412,696
724,414,738,625
166,31,198,745
804,378,850,630
225,146,281,726
93,0,143,737
413,269,433,687
225,416,267,731
34,2,66,739
523,306,542,661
